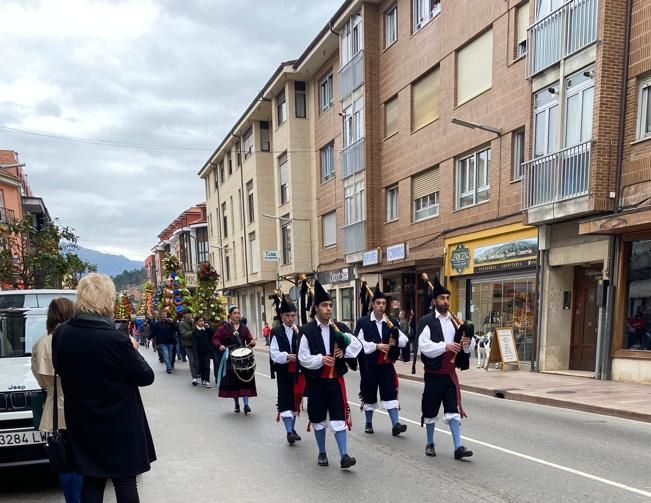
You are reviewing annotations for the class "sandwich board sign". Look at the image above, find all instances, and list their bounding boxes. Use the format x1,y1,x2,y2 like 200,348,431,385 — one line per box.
487,327,520,371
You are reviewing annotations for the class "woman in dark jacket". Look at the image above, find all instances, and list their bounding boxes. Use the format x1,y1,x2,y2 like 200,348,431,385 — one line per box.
53,273,156,503
192,315,214,387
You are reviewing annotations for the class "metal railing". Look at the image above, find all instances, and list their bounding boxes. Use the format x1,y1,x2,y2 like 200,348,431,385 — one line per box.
341,138,365,179
0,207,15,222
339,50,364,100
527,0,597,78
522,140,592,209
343,220,366,255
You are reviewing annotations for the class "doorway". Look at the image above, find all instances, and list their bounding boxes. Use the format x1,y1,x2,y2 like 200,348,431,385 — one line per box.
569,265,601,371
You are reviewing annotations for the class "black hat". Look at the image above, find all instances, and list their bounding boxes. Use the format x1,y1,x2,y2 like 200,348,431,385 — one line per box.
313,280,332,306
280,295,297,314
372,282,386,301
431,275,451,298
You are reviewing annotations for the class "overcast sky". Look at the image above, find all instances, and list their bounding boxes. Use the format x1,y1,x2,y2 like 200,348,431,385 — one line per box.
0,0,341,261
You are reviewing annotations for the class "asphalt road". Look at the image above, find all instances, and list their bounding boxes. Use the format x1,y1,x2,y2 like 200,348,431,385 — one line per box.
2,347,650,502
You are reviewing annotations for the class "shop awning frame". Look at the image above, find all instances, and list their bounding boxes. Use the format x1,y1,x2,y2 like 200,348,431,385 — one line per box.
579,207,651,235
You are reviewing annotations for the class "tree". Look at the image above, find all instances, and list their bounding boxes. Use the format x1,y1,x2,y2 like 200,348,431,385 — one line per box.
0,216,96,290
112,268,147,291
193,263,226,323
137,282,154,317
159,254,193,319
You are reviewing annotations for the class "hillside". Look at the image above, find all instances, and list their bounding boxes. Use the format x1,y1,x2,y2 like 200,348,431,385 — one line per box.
76,246,144,277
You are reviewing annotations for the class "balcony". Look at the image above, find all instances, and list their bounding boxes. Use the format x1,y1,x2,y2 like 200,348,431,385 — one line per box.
527,0,598,78
522,140,592,212
341,138,365,179
0,207,15,223
343,220,366,255
339,50,364,100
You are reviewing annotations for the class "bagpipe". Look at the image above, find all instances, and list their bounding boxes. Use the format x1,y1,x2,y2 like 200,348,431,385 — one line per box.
360,277,400,363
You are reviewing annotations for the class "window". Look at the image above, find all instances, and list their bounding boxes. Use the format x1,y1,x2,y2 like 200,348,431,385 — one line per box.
341,287,354,322
385,5,398,48
512,129,525,180
625,240,651,350
196,227,209,264
295,81,306,118
457,29,493,105
237,141,242,166
412,168,440,221
225,254,231,281
516,2,529,57
229,196,235,233
249,232,258,274
322,211,337,248
534,84,559,157
344,174,365,225
281,216,292,265
243,128,254,159
386,186,399,222
411,66,440,130
276,88,287,126
320,142,335,182
246,180,254,223
638,75,651,140
219,161,225,184
341,12,362,66
221,202,228,238
227,154,233,174
279,152,289,205
456,148,491,209
319,72,334,113
209,213,213,237
260,121,270,152
237,190,242,230
384,96,398,138
535,0,563,20
564,67,594,147
343,97,364,147
413,0,441,33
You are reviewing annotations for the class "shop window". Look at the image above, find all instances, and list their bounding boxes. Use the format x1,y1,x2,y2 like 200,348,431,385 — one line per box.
341,287,354,323
625,240,651,350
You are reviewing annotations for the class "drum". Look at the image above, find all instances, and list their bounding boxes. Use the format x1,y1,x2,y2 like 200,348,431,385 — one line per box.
230,347,256,382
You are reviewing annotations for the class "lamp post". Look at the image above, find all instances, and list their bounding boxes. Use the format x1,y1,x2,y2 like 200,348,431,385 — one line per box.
450,118,502,136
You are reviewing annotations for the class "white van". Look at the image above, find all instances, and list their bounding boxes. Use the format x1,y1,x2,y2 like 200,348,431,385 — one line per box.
0,289,76,467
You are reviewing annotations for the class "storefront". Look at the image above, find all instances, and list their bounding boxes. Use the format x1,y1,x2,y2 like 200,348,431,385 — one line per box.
317,267,357,329
445,224,538,362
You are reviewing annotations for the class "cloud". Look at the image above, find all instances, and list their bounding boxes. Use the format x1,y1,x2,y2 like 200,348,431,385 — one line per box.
0,0,341,261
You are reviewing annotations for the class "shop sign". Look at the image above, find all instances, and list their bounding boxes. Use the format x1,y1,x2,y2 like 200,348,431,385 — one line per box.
473,237,537,273
263,250,280,261
386,243,406,262
450,244,471,274
362,249,380,266
317,267,351,285
185,272,198,288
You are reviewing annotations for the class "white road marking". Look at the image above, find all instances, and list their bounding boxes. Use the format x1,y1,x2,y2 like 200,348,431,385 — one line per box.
256,371,651,499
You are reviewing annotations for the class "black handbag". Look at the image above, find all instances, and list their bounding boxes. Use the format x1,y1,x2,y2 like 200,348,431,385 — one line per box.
45,371,74,473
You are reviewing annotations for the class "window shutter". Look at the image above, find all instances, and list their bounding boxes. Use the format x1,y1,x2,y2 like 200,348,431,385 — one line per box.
457,29,493,105
280,161,289,185
412,168,440,200
517,3,529,46
412,67,440,130
322,212,336,247
385,97,398,137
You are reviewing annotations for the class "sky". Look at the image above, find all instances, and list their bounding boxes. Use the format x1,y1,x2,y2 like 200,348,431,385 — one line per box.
0,0,341,261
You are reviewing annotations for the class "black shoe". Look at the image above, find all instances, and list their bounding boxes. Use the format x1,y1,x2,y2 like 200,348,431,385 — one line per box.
292,430,302,441
182,358,187,362
234,406,240,414
159,358,164,363
340,454,356,469
454,446,473,460
166,369,172,374
392,422,407,436
364,423,374,434
425,444,436,457
287,432,300,444
244,405,251,415
317,453,329,466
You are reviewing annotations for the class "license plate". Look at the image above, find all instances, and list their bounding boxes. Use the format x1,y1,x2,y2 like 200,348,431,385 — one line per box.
0,430,48,447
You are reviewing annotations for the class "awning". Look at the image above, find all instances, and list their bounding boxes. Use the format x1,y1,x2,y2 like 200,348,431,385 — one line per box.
579,208,651,235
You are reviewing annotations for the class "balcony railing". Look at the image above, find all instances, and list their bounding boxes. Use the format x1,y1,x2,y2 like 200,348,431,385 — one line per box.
0,207,15,223
341,138,365,179
527,0,598,78
339,50,364,100
343,220,366,255
522,140,592,209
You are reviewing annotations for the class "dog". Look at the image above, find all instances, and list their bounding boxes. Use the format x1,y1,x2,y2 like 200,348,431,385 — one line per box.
475,331,492,369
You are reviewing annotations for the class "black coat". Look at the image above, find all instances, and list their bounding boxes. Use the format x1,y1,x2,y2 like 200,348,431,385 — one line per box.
53,315,157,478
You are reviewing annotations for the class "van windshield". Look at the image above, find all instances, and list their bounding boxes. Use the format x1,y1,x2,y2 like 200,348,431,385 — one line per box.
0,312,47,358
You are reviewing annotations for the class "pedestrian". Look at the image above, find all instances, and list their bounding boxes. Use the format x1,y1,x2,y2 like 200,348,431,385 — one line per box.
175,317,187,362
416,275,474,460
52,273,156,502
399,310,412,362
298,280,362,469
269,297,303,445
262,321,271,346
212,306,257,414
31,297,82,503
354,283,408,436
153,311,178,373
192,315,214,388
179,313,198,385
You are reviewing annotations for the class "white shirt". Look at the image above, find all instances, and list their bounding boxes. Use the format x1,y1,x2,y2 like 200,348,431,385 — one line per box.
418,310,474,359
270,324,295,364
358,312,409,355
298,319,362,369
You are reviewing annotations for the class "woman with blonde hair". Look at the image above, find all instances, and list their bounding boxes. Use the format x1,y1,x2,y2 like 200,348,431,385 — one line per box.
53,273,156,503
32,297,81,503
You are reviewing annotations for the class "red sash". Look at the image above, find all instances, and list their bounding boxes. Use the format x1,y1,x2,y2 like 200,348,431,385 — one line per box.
428,351,467,418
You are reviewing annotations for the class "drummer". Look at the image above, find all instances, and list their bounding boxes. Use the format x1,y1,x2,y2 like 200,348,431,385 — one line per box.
212,306,257,414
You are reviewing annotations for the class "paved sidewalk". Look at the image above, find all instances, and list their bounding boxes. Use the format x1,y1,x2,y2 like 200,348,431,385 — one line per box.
254,343,651,423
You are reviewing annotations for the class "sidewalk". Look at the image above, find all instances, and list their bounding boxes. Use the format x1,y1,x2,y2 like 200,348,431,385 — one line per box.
254,344,651,423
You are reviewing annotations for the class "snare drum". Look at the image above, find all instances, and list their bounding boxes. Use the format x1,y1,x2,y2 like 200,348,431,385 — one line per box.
230,347,256,381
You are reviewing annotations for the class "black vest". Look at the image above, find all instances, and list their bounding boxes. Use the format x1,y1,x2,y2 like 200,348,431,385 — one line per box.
299,319,352,378
417,313,470,371
354,315,400,364
269,324,299,378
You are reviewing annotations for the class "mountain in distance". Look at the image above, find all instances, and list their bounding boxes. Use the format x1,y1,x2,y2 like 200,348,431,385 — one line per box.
75,246,144,277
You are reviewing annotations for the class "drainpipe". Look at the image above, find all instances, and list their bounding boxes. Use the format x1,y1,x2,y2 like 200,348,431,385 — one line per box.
233,133,250,287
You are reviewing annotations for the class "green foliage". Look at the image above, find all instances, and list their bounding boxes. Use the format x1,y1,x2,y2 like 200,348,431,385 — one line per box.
193,263,225,322
112,268,147,291
0,216,96,289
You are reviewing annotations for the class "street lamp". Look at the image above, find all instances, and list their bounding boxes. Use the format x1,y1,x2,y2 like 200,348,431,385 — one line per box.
0,163,26,170
451,118,502,136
